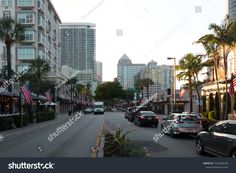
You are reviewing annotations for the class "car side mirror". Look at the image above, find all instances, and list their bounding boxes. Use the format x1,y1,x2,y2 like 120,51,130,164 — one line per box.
208,127,213,133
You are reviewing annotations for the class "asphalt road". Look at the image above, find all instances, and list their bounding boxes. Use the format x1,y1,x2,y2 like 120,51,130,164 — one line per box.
103,112,205,157
0,111,209,157
0,112,104,157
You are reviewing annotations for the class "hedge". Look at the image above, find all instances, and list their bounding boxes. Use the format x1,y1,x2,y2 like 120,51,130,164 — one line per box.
36,111,55,123
0,114,30,131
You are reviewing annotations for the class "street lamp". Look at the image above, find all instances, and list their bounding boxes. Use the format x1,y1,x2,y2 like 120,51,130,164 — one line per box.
167,57,176,113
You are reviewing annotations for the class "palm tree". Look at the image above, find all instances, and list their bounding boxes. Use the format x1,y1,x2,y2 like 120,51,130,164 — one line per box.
29,59,50,94
66,76,78,113
177,53,197,112
205,16,236,119
135,79,145,99
195,35,221,118
142,78,154,99
0,17,24,92
191,55,204,113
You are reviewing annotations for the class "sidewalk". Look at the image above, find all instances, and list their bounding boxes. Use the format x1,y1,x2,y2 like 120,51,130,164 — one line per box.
0,112,75,139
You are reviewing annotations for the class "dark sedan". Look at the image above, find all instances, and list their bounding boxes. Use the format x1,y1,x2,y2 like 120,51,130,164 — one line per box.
196,120,236,157
134,111,159,127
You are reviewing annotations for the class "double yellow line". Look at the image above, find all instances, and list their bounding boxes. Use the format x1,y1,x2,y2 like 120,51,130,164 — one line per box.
92,121,104,158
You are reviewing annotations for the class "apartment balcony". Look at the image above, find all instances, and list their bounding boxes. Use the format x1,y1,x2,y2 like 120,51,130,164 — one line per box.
38,0,46,14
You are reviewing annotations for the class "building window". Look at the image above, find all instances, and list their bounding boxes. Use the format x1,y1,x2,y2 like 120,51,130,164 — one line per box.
18,63,30,72
3,11,11,18
1,0,12,6
24,30,34,41
17,12,34,24
17,47,34,60
17,0,34,7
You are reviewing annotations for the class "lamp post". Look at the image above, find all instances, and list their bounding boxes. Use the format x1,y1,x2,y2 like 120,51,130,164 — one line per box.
167,57,176,113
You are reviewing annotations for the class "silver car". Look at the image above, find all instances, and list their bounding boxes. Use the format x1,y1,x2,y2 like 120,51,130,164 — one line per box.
161,113,203,137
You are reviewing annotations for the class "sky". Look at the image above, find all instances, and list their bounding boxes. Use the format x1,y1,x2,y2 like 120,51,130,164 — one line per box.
51,0,226,81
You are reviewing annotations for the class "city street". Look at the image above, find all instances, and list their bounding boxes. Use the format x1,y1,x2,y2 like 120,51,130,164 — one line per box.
0,111,209,158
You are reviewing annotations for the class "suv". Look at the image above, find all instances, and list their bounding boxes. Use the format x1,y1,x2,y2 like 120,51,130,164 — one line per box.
161,113,202,137
196,120,236,157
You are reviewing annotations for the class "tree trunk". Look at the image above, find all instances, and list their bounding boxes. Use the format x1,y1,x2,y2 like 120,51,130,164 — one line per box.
214,60,221,120
194,74,201,113
6,44,12,92
189,76,193,112
223,46,228,120
6,43,13,114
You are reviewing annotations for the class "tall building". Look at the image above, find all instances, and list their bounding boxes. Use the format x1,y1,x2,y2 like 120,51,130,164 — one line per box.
0,0,62,81
117,54,145,89
60,23,96,82
228,0,236,21
135,60,173,98
96,61,102,83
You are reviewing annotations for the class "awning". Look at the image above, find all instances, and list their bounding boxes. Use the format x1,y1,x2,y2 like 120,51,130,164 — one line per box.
41,101,57,106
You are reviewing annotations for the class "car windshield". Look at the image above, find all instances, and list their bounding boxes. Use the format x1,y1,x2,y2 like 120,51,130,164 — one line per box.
95,105,103,108
178,114,198,121
140,111,155,116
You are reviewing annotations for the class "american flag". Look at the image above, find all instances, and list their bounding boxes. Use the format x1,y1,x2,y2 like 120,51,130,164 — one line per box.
21,84,31,103
179,88,185,98
45,89,52,103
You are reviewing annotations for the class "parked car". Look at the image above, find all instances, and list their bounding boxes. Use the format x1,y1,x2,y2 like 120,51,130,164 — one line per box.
196,120,236,157
161,113,203,137
134,111,159,127
83,107,93,114
127,106,149,122
124,107,132,119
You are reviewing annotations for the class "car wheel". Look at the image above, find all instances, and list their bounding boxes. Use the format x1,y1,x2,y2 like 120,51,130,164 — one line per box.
170,129,176,138
231,150,236,158
161,124,164,131
196,138,205,155
137,121,142,127
154,124,158,128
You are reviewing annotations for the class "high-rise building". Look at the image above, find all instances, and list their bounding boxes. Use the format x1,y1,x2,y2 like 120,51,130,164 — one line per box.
135,60,173,98
60,23,96,82
117,54,145,89
227,0,236,21
0,0,62,82
96,61,102,83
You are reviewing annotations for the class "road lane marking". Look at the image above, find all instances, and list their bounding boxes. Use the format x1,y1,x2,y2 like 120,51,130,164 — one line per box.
92,121,104,158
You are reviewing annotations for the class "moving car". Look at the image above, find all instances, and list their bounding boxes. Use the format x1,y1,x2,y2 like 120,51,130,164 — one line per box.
161,113,202,137
196,120,236,157
83,107,93,114
93,102,104,115
134,111,159,127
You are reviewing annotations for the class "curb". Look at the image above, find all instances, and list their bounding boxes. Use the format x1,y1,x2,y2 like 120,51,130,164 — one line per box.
98,136,104,158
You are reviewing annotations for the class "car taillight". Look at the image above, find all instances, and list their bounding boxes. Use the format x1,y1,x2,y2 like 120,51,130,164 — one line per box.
139,116,145,119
